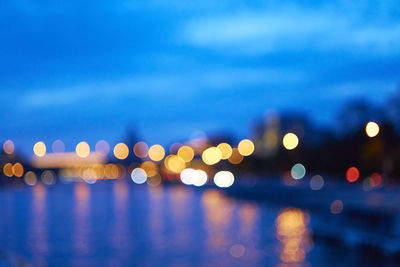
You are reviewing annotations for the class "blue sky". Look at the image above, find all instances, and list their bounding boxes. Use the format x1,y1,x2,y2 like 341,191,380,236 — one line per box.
1,0,400,154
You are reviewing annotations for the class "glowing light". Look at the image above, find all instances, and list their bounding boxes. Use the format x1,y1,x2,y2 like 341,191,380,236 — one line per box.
330,200,343,214
134,141,149,158
140,161,158,177
24,171,37,186
95,140,110,156
76,141,90,158
177,146,194,162
3,140,15,155
165,155,186,173
193,170,208,186
33,141,46,157
238,139,255,156
283,133,299,150
346,167,359,182
105,164,119,179
41,170,55,185
276,208,311,263
113,143,129,160
148,144,165,162
365,122,379,137
310,175,324,190
291,163,306,179
202,147,222,165
180,168,208,186
131,168,147,184
180,168,197,185
12,162,24,177
214,171,234,188
3,163,13,177
52,139,65,153
217,143,233,159
228,148,243,164
147,174,162,187
370,172,382,187
229,244,245,258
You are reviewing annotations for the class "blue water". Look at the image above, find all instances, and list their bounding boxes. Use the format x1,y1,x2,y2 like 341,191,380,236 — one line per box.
0,181,388,266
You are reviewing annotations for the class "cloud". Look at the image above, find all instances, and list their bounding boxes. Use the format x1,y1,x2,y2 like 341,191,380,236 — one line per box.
183,8,400,55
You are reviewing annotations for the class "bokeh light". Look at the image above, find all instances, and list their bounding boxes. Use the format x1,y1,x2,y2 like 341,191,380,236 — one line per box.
76,141,90,158
3,163,13,177
134,141,149,158
95,140,110,156
24,171,37,186
33,141,46,157
238,139,255,156
214,171,234,188
365,121,380,137
291,163,306,179
177,145,194,163
12,162,24,177
217,143,233,159
148,144,165,162
202,147,222,165
228,148,244,164
310,175,324,190
330,200,343,214
52,139,65,153
131,168,147,184
41,170,55,185
3,140,15,155
140,161,158,177
282,133,299,150
165,155,186,173
346,167,360,182
113,143,129,160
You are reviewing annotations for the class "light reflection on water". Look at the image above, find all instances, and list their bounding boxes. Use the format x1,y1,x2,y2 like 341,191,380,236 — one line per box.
0,181,356,266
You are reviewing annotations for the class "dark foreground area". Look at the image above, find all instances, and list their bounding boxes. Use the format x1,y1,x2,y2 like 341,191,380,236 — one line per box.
0,179,397,267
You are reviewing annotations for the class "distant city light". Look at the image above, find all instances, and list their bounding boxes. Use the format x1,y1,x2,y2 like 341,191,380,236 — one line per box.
228,148,243,164
41,170,55,185
131,168,147,184
95,140,110,156
147,174,162,187
140,161,158,177
52,139,65,153
33,141,46,157
365,122,380,137
291,163,306,179
113,143,129,160
3,140,15,155
12,162,24,177
180,168,197,185
134,141,149,158
202,147,222,165
3,163,13,177
310,175,324,190
214,171,234,188
217,143,233,159
238,139,255,156
370,172,382,187
177,145,194,162
148,144,165,162
193,169,208,186
330,200,343,214
180,168,208,186
164,155,186,173
346,166,359,182
76,141,90,158
282,133,299,150
24,171,37,186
